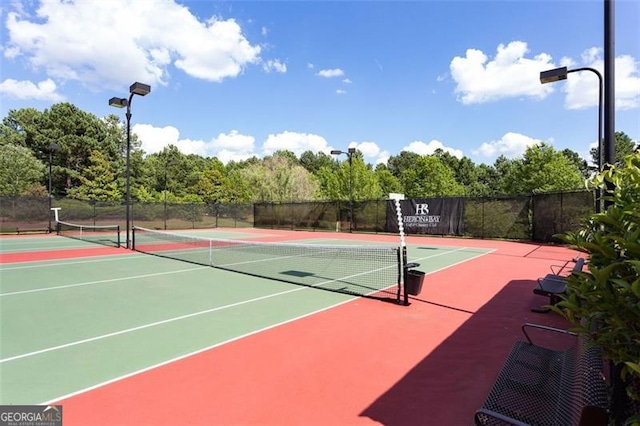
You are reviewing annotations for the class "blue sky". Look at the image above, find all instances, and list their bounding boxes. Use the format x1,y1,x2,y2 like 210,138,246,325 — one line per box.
1,0,638,166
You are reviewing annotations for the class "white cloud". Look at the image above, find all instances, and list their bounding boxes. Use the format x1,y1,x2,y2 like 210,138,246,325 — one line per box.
450,41,556,104
211,130,257,163
561,49,640,111
402,140,463,159
133,125,257,163
262,131,331,157
262,59,287,73
133,124,207,156
342,78,352,84
0,78,64,101
350,141,390,164
4,0,261,89
307,63,314,69
317,68,345,78
615,55,640,110
336,89,346,95
472,132,541,160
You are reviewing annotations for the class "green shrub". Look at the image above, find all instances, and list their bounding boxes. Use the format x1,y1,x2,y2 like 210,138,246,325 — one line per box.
555,152,640,424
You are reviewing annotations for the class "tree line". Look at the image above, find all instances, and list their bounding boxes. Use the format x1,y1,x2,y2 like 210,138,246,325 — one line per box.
0,102,636,203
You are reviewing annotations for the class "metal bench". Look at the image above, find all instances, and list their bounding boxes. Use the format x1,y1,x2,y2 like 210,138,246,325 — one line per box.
15,227,50,235
474,323,608,426
531,257,586,313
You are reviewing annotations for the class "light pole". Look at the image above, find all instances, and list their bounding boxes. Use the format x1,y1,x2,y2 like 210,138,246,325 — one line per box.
540,66,603,213
163,156,176,230
47,143,59,232
109,82,151,248
330,147,356,232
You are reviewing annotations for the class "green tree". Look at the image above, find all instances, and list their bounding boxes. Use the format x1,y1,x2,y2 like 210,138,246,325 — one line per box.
387,150,421,178
433,150,482,195
226,169,252,202
351,156,383,200
493,155,518,194
472,163,500,195
300,150,336,174
240,155,319,202
505,143,584,194
401,156,465,198
0,144,46,195
590,131,637,169
194,158,232,203
375,165,402,197
320,152,383,200
267,150,299,165
315,165,342,200
561,148,590,180
66,149,121,201
37,103,109,192
0,107,43,148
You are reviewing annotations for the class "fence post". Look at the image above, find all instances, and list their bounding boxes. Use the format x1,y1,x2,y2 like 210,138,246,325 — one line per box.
530,193,535,241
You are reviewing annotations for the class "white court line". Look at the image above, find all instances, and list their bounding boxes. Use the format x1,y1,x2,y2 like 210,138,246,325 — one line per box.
37,246,493,405
0,255,403,364
410,247,496,274
411,246,493,263
0,287,307,365
0,267,208,297
40,296,358,405
0,253,139,271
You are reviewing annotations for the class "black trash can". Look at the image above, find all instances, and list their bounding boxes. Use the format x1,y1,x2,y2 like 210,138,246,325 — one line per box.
406,269,425,296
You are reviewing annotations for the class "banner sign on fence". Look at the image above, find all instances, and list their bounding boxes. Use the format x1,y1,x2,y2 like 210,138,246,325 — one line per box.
386,198,465,235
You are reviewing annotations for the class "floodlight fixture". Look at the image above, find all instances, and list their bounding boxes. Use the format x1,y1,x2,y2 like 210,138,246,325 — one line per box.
129,82,151,96
108,97,128,108
540,66,569,84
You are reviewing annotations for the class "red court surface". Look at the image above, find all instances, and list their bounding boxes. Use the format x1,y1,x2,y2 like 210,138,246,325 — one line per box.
0,246,123,263
3,231,579,425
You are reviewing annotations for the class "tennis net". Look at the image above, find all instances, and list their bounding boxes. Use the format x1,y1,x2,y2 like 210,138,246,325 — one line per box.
56,221,121,248
132,226,402,302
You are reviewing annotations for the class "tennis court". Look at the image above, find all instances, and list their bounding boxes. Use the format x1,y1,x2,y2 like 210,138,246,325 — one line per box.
0,228,577,425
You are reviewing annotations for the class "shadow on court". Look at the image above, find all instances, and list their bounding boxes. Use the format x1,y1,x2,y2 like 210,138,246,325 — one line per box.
360,278,570,425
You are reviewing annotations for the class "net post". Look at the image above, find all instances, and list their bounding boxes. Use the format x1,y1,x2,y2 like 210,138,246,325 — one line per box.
402,246,410,305
389,193,408,305
130,226,133,250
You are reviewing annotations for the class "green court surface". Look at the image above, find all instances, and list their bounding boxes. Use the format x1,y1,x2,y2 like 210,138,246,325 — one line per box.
0,234,491,405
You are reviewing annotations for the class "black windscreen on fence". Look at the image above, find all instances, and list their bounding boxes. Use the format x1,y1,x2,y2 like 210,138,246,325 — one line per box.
532,191,594,242
254,201,340,230
464,196,532,240
1,191,595,242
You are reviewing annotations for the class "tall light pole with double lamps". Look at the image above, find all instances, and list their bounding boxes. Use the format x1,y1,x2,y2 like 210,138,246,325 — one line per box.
109,82,151,248
330,147,356,232
540,66,603,213
47,143,59,232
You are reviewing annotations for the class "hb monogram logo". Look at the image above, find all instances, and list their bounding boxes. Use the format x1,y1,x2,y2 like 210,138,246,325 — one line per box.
415,204,429,215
